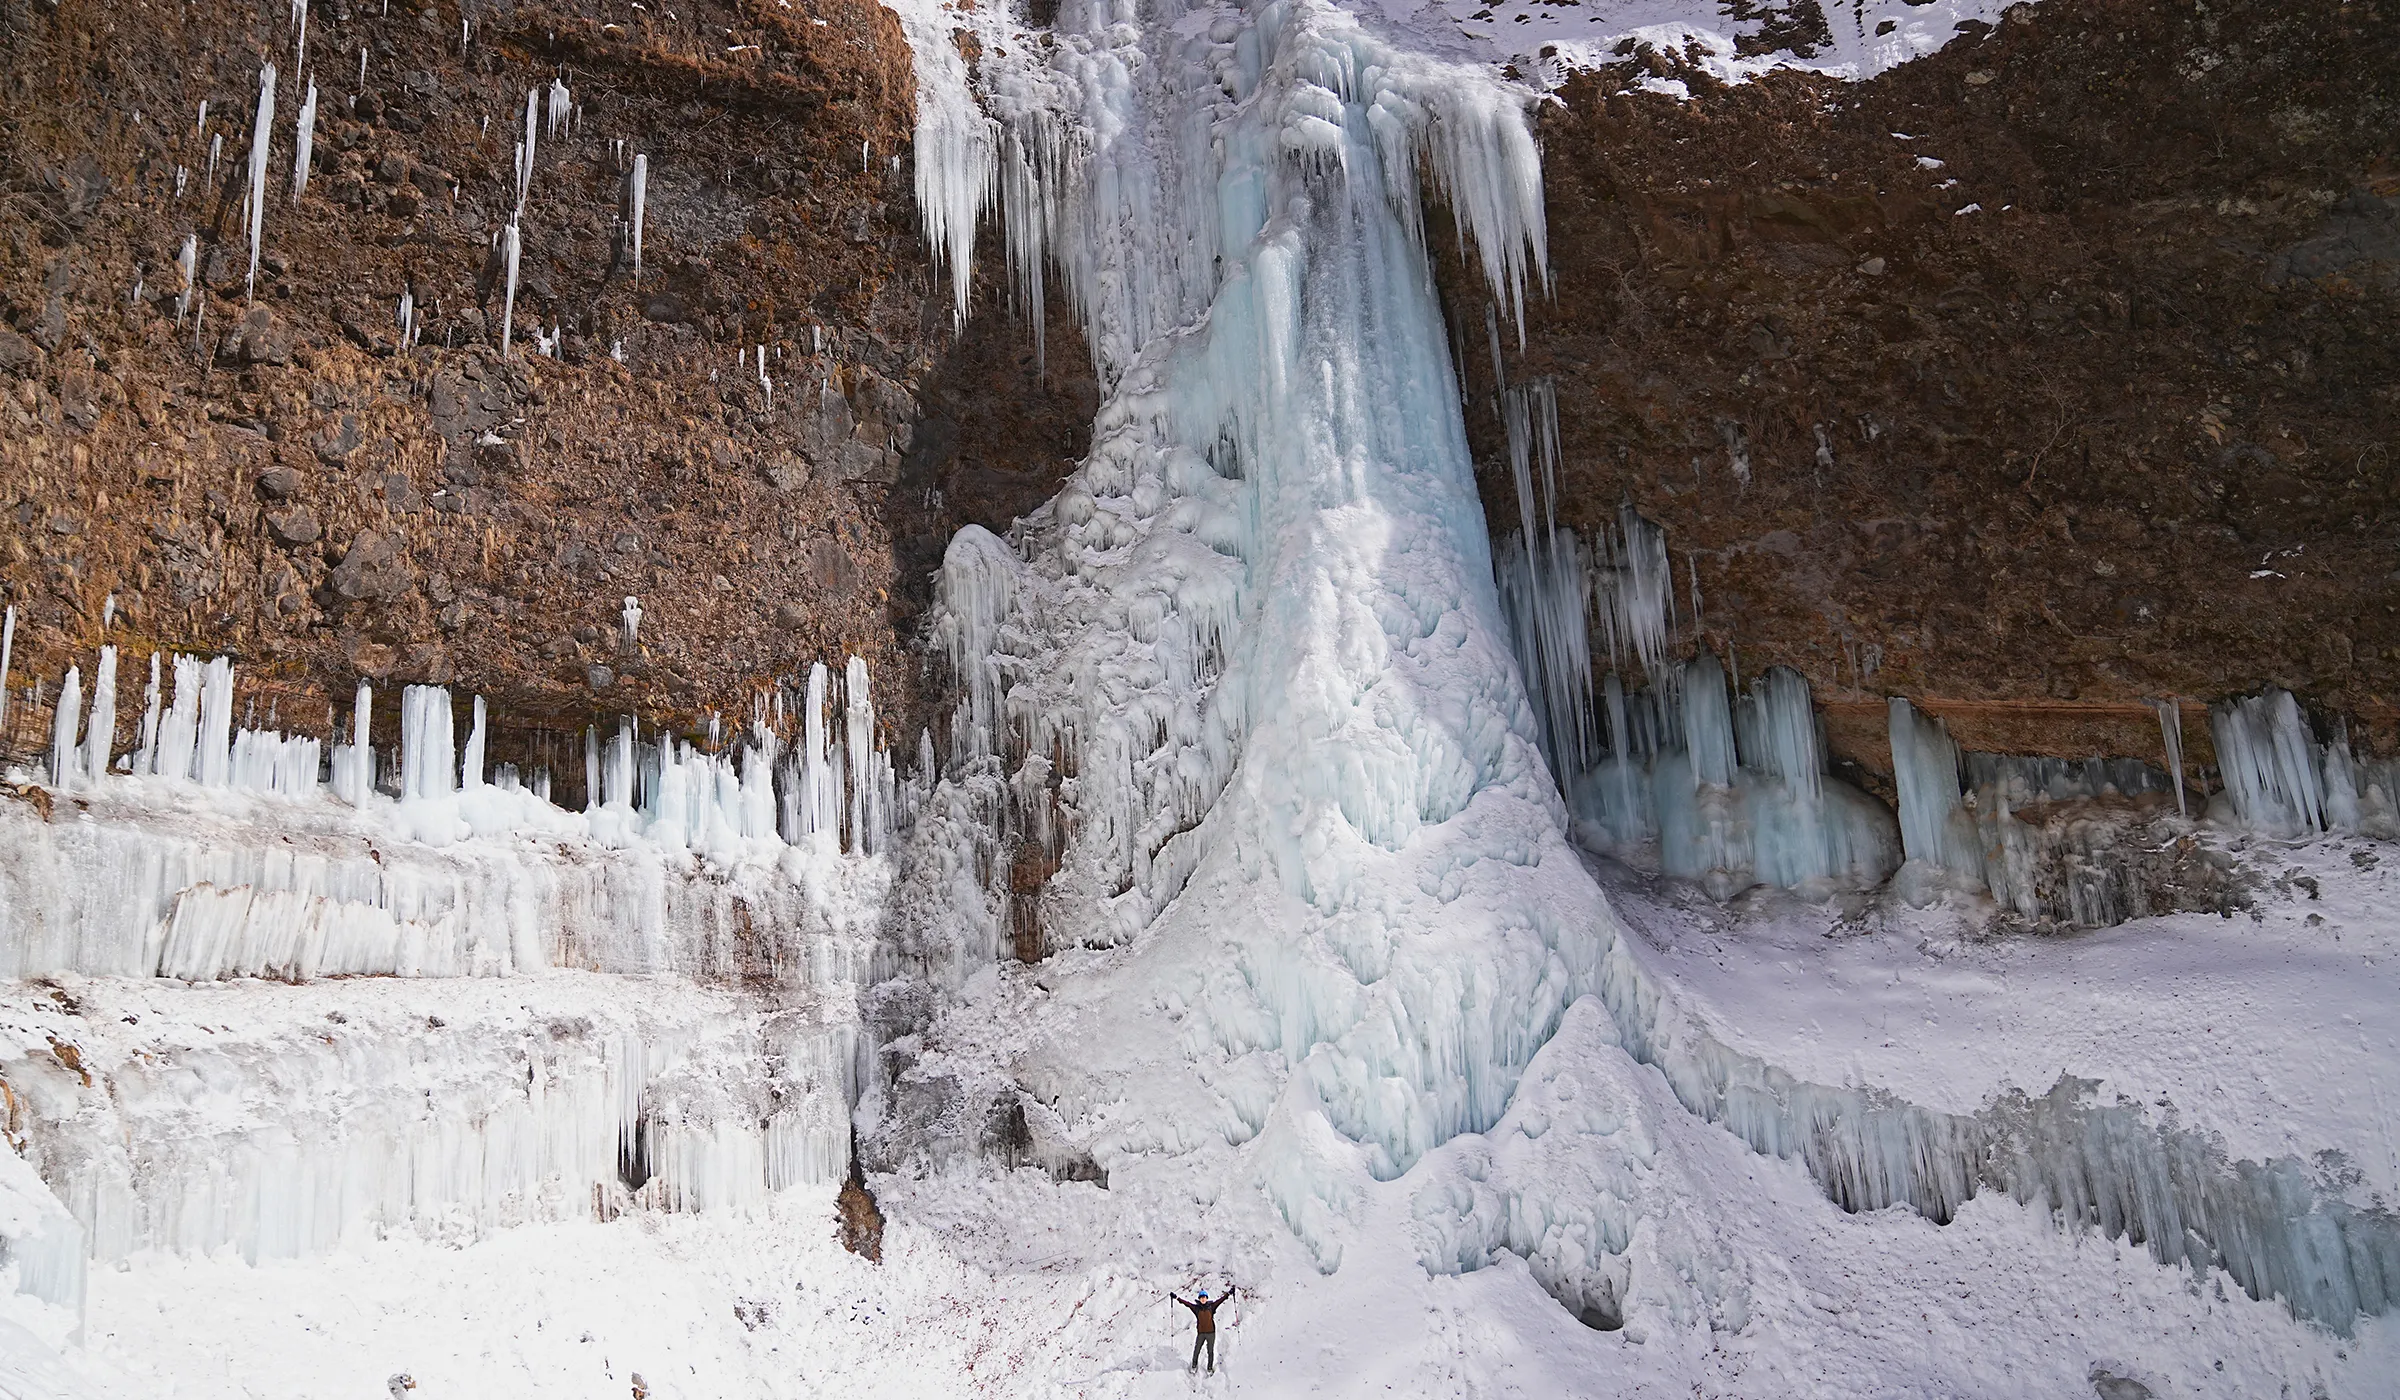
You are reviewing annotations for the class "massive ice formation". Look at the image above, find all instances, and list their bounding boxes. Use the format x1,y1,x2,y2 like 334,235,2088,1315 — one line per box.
890,0,1586,1244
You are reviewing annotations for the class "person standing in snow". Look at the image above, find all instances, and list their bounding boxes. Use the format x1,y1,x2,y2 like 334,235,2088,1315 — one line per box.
1171,1284,1235,1373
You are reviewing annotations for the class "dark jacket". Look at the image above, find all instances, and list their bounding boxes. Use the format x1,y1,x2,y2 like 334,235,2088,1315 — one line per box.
1174,1287,1235,1333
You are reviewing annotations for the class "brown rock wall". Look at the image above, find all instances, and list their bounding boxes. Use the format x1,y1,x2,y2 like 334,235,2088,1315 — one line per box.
1441,0,2399,761
0,0,1081,775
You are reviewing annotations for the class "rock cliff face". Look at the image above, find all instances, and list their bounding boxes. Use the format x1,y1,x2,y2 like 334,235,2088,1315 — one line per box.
1437,0,2398,768
0,0,1088,782
4,0,2392,787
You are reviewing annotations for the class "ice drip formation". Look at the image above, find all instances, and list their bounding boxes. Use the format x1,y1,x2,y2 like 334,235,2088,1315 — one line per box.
2,0,2397,1394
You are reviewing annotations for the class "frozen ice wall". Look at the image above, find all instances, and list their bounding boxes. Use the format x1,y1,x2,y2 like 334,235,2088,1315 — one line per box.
1590,952,2400,1335
3,660,902,984
1,655,903,1285
2,977,861,1268
1556,655,1900,896
2211,687,2400,839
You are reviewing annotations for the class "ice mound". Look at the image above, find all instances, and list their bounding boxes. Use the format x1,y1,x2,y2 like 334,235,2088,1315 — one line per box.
0,1140,84,1319
881,0,1594,1255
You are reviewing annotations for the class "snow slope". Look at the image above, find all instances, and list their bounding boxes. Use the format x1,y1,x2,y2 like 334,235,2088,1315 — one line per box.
27,980,2393,1398
1357,0,2024,84
1598,834,2400,1201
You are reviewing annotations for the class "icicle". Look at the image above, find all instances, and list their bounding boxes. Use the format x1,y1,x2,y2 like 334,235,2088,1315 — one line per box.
291,80,318,201
359,47,368,87
195,657,235,787
621,595,642,649
293,0,309,72
81,646,118,786
2155,699,2187,818
1889,698,1982,884
889,0,992,330
245,64,277,301
1682,654,1736,789
605,719,637,809
845,656,873,854
516,87,539,215
174,236,197,323
400,685,455,802
802,662,835,853
332,681,373,804
1743,667,1822,810
740,725,779,842
461,694,488,790
0,605,13,740
155,656,200,780
133,652,162,777
627,154,647,283
499,219,522,356
50,667,82,790
196,99,209,138
546,77,572,140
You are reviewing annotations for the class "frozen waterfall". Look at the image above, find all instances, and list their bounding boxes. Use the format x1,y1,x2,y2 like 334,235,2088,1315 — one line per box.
878,0,2400,1338
890,0,1604,1259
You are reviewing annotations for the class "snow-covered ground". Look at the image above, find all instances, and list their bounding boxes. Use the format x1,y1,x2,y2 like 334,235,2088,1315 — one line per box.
13,848,2396,1398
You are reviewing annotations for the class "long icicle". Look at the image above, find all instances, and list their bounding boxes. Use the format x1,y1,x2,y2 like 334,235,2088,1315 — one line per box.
0,605,13,741
245,64,278,301
291,80,318,201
